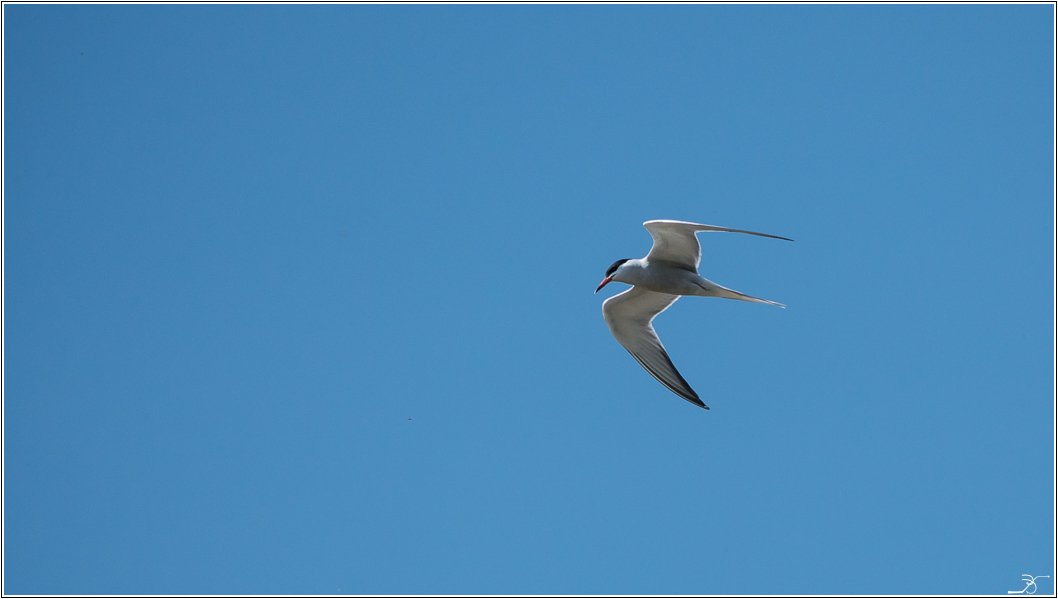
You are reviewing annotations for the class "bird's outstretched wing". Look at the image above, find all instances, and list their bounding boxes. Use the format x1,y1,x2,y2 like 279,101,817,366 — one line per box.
602,286,706,409
643,220,793,270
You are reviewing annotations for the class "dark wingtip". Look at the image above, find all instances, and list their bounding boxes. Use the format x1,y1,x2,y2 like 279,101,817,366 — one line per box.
687,396,708,409
761,232,794,242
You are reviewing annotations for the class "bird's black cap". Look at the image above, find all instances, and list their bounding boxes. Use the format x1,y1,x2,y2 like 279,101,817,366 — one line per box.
605,259,631,278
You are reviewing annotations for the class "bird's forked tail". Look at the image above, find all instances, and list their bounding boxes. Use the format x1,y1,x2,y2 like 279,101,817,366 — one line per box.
697,279,786,308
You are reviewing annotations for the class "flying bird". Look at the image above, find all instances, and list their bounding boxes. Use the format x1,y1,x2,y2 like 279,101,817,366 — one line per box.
596,220,792,409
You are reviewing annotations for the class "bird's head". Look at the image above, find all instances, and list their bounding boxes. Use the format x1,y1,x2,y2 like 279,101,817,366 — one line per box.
595,259,631,293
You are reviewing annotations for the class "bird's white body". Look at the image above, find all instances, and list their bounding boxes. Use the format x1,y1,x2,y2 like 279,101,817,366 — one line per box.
609,259,704,295
607,258,781,303
597,220,791,409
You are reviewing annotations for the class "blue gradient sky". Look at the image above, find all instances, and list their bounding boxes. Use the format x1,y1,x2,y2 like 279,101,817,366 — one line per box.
4,4,1054,595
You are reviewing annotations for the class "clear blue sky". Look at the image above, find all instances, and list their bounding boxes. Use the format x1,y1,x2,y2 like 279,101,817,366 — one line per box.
4,5,1054,595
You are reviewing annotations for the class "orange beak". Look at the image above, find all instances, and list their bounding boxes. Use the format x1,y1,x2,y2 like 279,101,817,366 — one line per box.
595,276,613,294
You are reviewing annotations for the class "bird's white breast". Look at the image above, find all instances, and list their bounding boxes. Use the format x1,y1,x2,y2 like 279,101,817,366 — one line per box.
615,259,705,296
